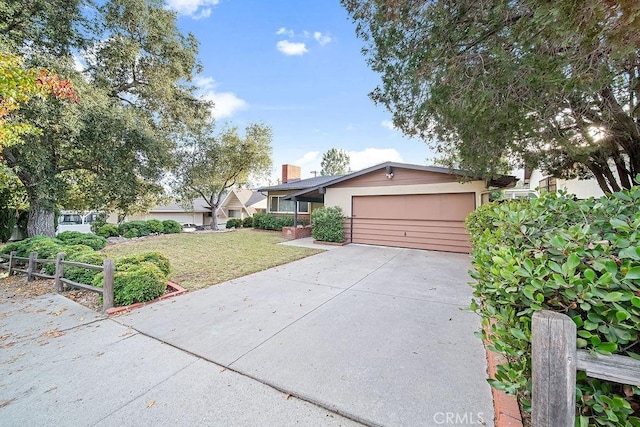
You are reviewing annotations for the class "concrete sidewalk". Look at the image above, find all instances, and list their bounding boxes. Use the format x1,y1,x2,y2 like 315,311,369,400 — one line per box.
117,245,494,426
0,294,359,426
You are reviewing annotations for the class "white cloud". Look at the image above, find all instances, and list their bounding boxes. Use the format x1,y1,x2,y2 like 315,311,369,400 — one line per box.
195,76,248,119
313,31,332,45
275,27,294,37
165,0,218,18
381,120,396,130
276,40,308,56
347,148,403,171
291,148,404,178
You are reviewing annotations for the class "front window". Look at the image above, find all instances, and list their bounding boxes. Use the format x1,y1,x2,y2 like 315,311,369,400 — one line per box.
269,196,309,213
228,209,240,218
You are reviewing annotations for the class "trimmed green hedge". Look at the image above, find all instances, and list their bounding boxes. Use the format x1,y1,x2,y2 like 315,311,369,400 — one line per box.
3,234,172,308
466,189,640,425
252,213,294,231
226,218,243,229
56,231,107,250
311,206,345,243
162,220,182,234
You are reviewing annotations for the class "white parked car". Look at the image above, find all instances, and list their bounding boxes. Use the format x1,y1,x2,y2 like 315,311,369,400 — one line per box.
182,223,197,233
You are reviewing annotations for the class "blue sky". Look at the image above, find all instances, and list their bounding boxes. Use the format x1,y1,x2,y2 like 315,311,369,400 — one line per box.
166,0,437,181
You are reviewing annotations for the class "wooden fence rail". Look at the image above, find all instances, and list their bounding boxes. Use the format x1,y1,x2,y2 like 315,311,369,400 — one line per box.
532,310,640,426
0,251,114,312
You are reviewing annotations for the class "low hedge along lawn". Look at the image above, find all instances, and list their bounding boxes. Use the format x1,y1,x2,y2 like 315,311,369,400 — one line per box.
466,189,640,426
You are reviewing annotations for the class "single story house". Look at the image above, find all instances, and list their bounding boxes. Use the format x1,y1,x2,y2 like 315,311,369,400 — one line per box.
216,188,267,224
256,164,343,225
258,162,516,253
114,190,266,227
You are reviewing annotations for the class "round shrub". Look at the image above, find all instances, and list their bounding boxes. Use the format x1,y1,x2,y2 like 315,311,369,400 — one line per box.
96,223,119,238
162,220,182,234
112,263,166,306
56,231,107,250
226,218,242,229
123,228,139,239
116,251,171,277
242,216,253,228
312,206,345,243
119,221,150,237
146,219,164,234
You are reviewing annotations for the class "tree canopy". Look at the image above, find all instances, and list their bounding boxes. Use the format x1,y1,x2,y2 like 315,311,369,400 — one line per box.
321,148,351,176
172,123,273,230
1,0,209,236
342,0,640,193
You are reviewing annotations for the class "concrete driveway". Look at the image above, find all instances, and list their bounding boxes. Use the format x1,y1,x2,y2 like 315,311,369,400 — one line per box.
116,244,494,426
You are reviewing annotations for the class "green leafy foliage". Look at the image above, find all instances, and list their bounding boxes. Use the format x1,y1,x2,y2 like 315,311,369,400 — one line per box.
311,206,346,243
119,221,150,237
242,216,253,228
466,189,640,424
225,218,243,229
2,0,210,236
146,219,164,234
63,252,105,285
171,122,273,230
343,1,640,192
102,262,166,306
320,148,350,176
115,252,170,277
1,235,65,258
161,220,182,234
252,213,294,231
56,231,106,250
96,223,119,238
123,228,138,239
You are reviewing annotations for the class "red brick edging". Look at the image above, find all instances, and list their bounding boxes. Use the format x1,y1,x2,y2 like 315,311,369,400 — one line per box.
485,347,524,426
106,281,187,315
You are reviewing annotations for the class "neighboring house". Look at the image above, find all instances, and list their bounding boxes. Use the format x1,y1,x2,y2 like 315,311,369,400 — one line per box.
216,188,267,226
527,169,605,199
110,190,266,227
259,162,516,253
115,198,213,227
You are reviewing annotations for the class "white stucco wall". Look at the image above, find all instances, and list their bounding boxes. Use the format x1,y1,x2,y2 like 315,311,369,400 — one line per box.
529,169,604,199
324,181,488,217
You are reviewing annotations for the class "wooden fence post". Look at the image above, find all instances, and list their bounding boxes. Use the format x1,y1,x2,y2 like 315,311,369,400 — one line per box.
54,253,65,293
532,310,577,427
102,258,114,312
8,251,16,275
27,252,37,282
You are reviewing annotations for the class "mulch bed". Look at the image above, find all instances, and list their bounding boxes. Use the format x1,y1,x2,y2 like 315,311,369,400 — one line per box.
0,273,103,311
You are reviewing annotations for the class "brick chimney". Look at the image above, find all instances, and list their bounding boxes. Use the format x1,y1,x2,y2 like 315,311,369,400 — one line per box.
282,164,301,183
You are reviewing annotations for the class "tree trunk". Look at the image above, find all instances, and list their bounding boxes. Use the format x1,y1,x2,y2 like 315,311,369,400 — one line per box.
211,206,219,230
27,199,56,237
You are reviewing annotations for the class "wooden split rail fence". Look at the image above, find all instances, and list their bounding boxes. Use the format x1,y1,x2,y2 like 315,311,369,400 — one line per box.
0,251,114,312
532,310,640,426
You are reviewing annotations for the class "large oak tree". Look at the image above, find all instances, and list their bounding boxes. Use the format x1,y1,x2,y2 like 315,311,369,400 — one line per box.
342,0,640,192
172,123,273,230
1,0,209,236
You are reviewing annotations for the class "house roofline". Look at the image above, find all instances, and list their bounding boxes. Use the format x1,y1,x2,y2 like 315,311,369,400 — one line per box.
283,161,517,200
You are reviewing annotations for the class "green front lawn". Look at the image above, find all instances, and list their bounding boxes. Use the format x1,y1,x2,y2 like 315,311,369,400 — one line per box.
102,229,321,290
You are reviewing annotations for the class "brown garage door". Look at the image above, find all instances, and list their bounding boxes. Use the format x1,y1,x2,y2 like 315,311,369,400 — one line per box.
351,193,475,253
